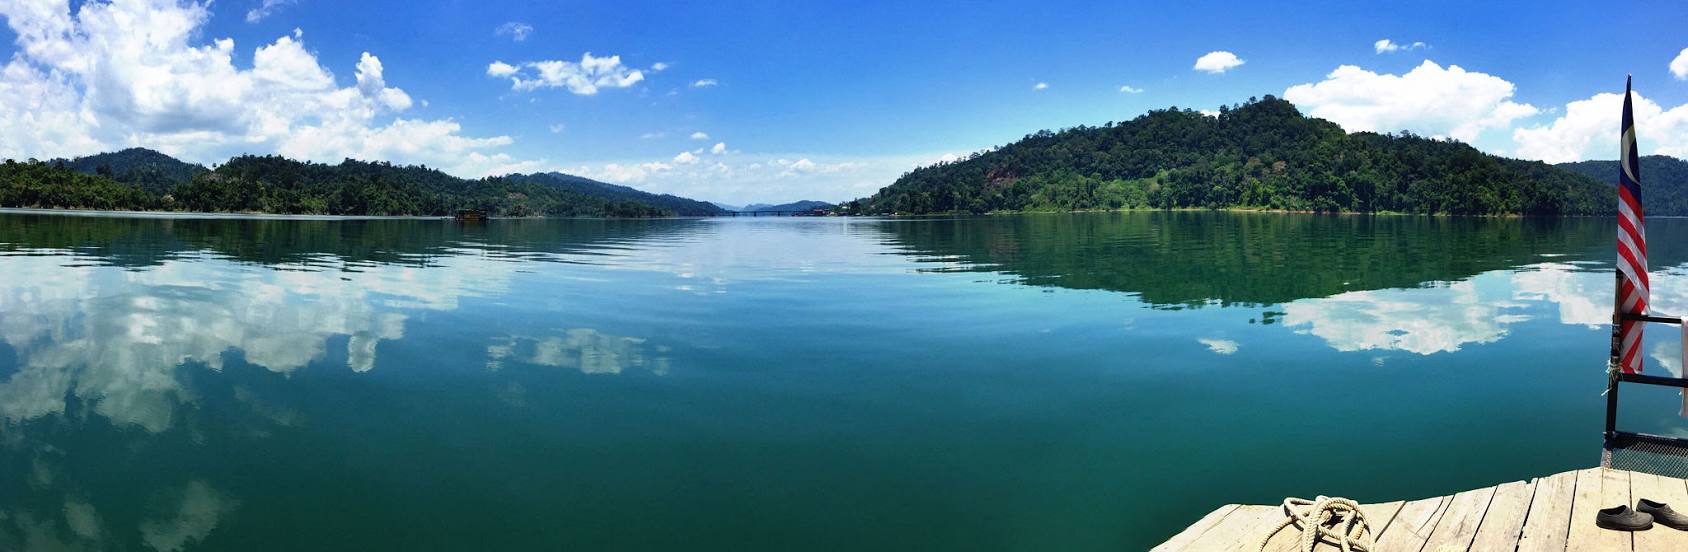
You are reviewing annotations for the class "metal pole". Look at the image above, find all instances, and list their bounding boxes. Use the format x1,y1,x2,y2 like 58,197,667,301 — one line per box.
1604,271,1623,466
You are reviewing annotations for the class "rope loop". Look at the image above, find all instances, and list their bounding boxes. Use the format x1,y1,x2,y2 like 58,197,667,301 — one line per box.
1254,495,1374,552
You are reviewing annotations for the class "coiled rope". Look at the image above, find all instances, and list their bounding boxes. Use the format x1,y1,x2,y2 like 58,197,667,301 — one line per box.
1254,495,1374,552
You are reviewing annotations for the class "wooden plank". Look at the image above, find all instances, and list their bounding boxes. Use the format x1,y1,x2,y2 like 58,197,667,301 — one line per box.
1155,468,1669,552
1152,504,1241,552
1175,505,1285,552
1421,485,1499,551
1372,494,1451,552
1602,468,1635,552
1469,479,1538,552
1566,468,1633,552
1359,500,1407,542
1518,470,1579,552
1632,472,1688,552
1254,505,1306,552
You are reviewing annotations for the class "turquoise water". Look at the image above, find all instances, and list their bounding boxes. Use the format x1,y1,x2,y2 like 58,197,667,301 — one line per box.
0,211,1684,550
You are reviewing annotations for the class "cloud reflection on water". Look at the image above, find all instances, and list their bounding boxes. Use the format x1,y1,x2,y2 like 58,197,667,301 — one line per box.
486,328,671,375
138,481,237,552
1281,277,1530,355
1275,260,1688,363
0,252,512,431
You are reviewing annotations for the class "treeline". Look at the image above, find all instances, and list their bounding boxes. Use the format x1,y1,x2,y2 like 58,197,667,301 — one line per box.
0,159,159,211
1558,155,1688,216
63,147,208,195
500,172,724,216
854,96,1616,216
1,151,725,218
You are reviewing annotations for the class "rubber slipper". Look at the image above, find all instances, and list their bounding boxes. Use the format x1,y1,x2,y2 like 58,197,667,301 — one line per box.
1597,505,1653,531
1637,499,1688,530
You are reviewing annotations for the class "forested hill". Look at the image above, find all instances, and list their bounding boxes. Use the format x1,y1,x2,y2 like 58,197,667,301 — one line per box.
1,153,723,217
504,172,725,216
1557,156,1688,215
750,200,834,212
855,95,1614,216
61,148,208,194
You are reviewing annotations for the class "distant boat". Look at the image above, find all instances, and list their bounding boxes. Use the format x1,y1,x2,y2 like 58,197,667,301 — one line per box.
454,209,486,222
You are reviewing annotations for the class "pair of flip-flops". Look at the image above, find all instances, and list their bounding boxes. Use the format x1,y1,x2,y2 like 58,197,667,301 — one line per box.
1598,499,1688,531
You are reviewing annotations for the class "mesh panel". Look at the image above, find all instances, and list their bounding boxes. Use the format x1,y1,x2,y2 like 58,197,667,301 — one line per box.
1607,437,1688,480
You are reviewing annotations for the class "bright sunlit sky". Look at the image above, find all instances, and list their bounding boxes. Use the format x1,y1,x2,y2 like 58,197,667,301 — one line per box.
2,0,1688,204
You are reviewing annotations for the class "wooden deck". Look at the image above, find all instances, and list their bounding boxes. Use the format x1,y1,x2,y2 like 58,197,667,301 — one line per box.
1152,468,1688,551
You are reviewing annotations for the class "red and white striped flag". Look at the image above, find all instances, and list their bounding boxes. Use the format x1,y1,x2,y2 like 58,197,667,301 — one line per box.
1615,76,1648,374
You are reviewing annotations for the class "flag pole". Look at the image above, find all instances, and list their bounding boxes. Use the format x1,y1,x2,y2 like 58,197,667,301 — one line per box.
1603,75,1635,463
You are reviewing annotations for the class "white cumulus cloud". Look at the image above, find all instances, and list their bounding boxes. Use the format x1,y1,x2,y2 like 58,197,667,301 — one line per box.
1672,47,1688,80
673,151,699,164
1374,39,1427,54
710,142,726,154
1033,82,1049,90
0,0,528,177
486,52,644,94
689,131,708,140
1283,60,1538,143
1193,51,1244,74
691,78,718,88
1119,84,1143,93
486,61,517,77
1513,90,1688,163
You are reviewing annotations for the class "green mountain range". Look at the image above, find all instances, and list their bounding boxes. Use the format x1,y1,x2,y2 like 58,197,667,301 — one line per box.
501,172,724,216
13,103,1688,219
2,150,725,217
852,95,1633,216
1556,155,1688,216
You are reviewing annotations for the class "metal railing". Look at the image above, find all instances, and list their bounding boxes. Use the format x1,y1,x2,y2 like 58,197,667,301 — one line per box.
1603,306,1688,468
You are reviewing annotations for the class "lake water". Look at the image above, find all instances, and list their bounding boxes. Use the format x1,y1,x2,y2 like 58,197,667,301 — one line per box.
1,210,1685,550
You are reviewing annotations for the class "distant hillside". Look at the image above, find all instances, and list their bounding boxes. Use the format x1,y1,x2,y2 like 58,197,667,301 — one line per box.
2,153,722,217
505,172,725,216
1557,155,1688,215
752,200,834,212
708,200,836,212
855,95,1611,216
63,147,208,194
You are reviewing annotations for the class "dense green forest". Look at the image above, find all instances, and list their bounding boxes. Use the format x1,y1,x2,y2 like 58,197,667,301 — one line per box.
61,147,208,194
1558,155,1688,216
853,96,1620,216
500,172,724,216
1,151,725,217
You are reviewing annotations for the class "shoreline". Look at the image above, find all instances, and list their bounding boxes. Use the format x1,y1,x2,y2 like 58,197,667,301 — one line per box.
868,206,1624,219
4,205,1641,221
0,206,719,221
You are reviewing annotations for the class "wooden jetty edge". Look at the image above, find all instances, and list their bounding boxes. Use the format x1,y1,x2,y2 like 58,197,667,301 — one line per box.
1152,467,1688,551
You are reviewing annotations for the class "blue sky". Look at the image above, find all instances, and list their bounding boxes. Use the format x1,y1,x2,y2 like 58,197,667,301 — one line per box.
2,1,1688,204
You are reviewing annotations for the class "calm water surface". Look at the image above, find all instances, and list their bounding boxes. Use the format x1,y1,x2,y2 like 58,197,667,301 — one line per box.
0,211,1683,550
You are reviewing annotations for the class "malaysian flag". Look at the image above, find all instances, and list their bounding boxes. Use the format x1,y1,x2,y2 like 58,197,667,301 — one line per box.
1615,76,1648,374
